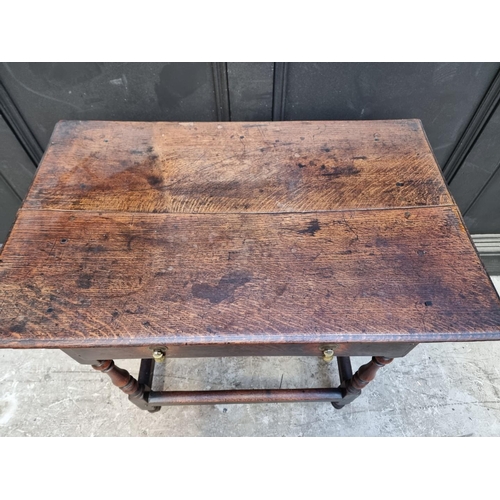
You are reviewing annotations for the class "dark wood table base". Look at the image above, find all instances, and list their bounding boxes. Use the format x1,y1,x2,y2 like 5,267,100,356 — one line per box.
90,356,393,412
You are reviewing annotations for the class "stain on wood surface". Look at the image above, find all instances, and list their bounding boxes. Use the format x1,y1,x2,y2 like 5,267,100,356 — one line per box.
1,207,499,348
23,120,452,213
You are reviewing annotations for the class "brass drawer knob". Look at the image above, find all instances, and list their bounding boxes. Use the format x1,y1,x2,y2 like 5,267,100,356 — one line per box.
152,348,166,362
322,348,335,362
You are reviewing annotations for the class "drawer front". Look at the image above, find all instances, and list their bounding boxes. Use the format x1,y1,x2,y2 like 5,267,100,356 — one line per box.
63,342,417,364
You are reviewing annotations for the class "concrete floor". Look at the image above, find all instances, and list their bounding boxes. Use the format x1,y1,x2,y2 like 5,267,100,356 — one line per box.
1,276,499,437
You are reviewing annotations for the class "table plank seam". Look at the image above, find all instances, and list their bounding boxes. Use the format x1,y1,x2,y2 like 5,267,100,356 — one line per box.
17,204,458,216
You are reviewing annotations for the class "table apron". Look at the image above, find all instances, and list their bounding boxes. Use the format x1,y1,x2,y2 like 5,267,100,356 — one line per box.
62,342,417,364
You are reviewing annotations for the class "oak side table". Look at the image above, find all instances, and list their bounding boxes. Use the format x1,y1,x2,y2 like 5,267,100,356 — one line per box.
1,119,500,413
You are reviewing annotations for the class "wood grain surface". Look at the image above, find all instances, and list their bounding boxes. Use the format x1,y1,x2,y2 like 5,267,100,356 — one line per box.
1,206,499,348
23,120,452,213
1,119,499,350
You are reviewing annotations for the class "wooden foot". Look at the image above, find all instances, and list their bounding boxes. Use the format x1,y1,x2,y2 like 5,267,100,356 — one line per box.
333,356,393,409
92,360,159,412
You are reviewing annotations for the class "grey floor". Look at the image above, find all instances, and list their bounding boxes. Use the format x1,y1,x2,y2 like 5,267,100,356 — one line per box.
1,276,500,437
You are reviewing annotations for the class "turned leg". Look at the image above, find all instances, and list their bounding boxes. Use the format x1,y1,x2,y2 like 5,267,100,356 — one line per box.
93,359,159,412
333,356,393,409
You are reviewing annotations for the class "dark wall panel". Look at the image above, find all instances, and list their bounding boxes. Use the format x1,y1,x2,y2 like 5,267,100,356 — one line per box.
0,115,36,242
450,101,500,215
0,63,219,149
279,62,499,167
464,165,500,233
227,63,273,121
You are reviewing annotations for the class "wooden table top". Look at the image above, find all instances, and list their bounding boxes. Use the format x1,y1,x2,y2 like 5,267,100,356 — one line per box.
1,119,499,349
